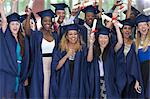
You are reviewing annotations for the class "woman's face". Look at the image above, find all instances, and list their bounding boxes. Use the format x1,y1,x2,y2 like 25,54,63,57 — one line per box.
42,16,52,31
85,12,95,26
66,30,78,44
9,21,20,35
122,25,132,39
137,22,149,36
98,34,109,49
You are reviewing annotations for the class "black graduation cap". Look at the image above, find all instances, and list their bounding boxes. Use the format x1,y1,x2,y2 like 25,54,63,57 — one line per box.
6,12,20,23
105,13,112,18
135,14,148,25
20,13,37,23
97,25,110,36
81,5,100,14
64,24,80,32
148,15,150,22
123,6,140,16
51,3,68,11
37,9,56,18
121,18,135,27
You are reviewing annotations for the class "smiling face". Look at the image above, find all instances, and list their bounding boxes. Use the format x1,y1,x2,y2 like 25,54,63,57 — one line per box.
137,22,149,36
66,30,78,44
85,12,95,26
56,10,65,23
42,16,52,31
122,25,132,39
98,34,109,49
9,21,20,35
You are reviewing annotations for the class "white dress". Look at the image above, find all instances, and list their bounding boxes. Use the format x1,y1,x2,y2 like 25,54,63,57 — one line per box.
41,38,55,99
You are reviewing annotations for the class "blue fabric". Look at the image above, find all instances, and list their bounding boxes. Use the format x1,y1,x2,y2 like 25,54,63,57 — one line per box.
138,46,150,62
0,27,30,98
29,30,59,98
50,46,88,99
121,43,144,98
88,43,125,99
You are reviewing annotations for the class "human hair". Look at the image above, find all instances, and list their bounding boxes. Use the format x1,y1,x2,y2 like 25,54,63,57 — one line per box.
135,26,150,52
94,34,111,61
59,30,84,52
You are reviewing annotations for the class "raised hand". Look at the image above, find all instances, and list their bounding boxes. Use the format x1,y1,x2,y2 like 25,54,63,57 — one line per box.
0,0,4,4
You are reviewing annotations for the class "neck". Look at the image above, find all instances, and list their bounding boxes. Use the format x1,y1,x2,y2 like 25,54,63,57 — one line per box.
124,37,130,44
12,33,18,42
68,43,75,49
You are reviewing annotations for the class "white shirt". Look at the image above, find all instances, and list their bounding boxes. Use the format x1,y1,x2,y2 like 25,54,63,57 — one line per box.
98,57,104,77
41,38,55,54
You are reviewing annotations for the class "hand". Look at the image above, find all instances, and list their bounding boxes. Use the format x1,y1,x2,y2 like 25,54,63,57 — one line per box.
12,0,18,3
66,49,75,58
24,79,28,86
89,32,95,45
0,0,4,4
114,0,123,6
25,6,32,15
134,80,142,94
128,0,132,5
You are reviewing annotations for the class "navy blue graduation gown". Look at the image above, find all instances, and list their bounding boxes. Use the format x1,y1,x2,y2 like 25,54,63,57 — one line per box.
29,30,59,98
122,43,144,98
88,43,125,99
50,46,87,99
0,28,30,98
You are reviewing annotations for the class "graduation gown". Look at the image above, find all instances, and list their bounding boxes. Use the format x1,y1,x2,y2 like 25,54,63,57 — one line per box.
29,30,59,98
50,46,87,99
122,43,144,98
0,28,30,98
138,45,150,99
88,43,125,99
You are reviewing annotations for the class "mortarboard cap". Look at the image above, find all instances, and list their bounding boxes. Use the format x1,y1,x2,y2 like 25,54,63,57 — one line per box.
123,6,140,16
135,14,148,25
81,5,100,14
105,13,112,18
64,24,80,32
6,12,20,24
51,3,68,11
97,26,110,36
37,9,56,18
121,18,135,27
20,13,37,23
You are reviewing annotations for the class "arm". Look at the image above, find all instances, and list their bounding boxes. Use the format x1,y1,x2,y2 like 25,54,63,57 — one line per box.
109,0,123,13
114,21,123,52
56,49,75,70
126,0,132,19
87,33,95,62
24,7,32,37
0,0,7,33
11,0,18,13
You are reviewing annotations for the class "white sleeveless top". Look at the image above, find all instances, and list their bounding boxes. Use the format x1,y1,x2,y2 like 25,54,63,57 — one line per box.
41,38,55,54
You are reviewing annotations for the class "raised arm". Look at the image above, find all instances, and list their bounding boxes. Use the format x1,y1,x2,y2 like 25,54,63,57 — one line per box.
126,0,132,19
112,11,123,52
0,0,7,33
87,33,95,62
113,21,123,52
11,0,18,13
24,7,32,37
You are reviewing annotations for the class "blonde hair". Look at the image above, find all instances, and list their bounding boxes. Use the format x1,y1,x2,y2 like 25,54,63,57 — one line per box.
135,27,150,52
59,31,84,52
